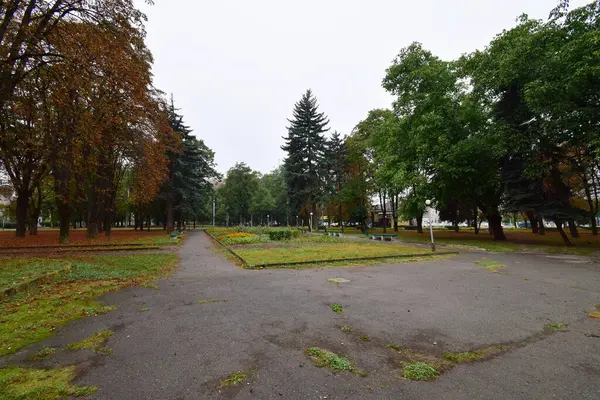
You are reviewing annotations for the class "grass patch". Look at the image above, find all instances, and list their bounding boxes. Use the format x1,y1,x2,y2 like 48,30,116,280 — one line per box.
475,260,504,273
0,366,97,399
305,347,352,372
596,305,600,311
402,362,439,381
0,253,177,356
138,307,151,312
330,303,343,314
328,277,350,284
442,349,492,363
140,281,159,290
546,323,566,329
587,311,600,319
0,259,66,289
30,347,56,360
66,329,113,354
359,335,370,342
341,325,352,333
585,333,600,338
198,299,228,304
217,371,247,390
236,240,429,266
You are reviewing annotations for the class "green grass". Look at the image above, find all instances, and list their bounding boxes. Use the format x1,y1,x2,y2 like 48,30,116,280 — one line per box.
402,362,439,381
442,350,492,363
66,330,113,354
217,371,247,390
359,335,370,341
138,307,151,312
304,347,353,372
0,253,177,356
587,311,600,319
475,260,504,273
236,241,429,266
330,303,343,314
0,366,97,399
30,347,56,360
546,323,566,329
341,325,352,332
0,259,66,289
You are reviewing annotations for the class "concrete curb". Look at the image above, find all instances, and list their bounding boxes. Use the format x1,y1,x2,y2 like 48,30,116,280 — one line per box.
0,263,71,300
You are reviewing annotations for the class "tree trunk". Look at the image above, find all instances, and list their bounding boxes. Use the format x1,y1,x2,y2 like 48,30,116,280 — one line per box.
555,220,573,246
416,215,423,234
338,203,344,233
27,188,42,235
311,202,318,232
15,190,30,238
473,206,479,234
166,197,174,233
591,217,598,236
568,220,579,238
453,219,459,232
382,193,387,234
104,212,112,237
538,216,545,235
526,211,538,234
488,214,506,241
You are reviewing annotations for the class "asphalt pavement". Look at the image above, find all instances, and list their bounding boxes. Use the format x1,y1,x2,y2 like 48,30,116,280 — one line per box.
10,231,600,399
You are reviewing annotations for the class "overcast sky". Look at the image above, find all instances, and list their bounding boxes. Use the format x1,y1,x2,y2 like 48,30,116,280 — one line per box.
137,0,588,175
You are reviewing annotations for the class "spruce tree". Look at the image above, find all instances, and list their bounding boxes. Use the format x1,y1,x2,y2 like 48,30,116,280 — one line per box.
282,90,329,230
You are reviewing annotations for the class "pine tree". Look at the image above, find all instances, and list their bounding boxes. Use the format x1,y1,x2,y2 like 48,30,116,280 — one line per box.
282,90,329,230
324,131,348,230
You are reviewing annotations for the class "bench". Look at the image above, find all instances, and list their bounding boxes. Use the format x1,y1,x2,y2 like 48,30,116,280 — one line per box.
370,233,397,241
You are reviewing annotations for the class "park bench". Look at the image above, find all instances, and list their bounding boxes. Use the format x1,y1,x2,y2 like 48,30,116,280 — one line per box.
370,233,397,241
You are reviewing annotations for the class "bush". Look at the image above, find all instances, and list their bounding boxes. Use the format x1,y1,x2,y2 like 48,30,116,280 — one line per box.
268,229,300,241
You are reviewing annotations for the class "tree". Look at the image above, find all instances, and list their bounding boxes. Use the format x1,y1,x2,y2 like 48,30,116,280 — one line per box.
323,131,348,231
282,89,329,231
221,163,258,225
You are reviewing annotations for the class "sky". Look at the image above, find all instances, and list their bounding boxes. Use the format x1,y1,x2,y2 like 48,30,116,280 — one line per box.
137,0,589,175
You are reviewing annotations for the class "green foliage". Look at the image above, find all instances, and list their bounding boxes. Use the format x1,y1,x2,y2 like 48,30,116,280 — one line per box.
304,347,353,371
546,323,566,329
268,229,300,241
330,304,343,314
402,362,439,381
30,347,56,360
217,371,247,390
66,330,114,354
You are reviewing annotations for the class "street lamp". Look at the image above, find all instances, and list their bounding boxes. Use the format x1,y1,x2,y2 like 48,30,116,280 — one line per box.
309,212,314,232
267,214,270,227
296,215,299,227
425,200,435,252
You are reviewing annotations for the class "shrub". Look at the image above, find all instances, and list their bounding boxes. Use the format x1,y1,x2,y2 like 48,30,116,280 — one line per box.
268,229,300,241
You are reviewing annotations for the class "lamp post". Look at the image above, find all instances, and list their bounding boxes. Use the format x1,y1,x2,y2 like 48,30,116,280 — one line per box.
212,197,216,227
425,200,435,252
296,215,299,228
267,214,270,227
309,212,313,232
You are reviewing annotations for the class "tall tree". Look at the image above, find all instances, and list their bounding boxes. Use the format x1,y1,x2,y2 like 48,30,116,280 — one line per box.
282,89,330,230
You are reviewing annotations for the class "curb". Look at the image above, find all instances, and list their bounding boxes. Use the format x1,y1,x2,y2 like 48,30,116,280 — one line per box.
247,251,459,269
203,230,250,267
0,263,72,300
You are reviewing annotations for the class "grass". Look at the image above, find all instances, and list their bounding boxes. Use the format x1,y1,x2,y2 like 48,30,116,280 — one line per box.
341,325,352,332
0,259,66,289
359,335,370,342
401,362,439,381
587,311,600,319
0,366,97,399
305,347,352,372
217,371,247,390
138,307,151,312
236,241,430,266
0,253,177,356
198,299,228,304
442,349,495,363
30,347,56,360
330,303,343,314
66,329,113,354
546,323,566,329
475,260,504,273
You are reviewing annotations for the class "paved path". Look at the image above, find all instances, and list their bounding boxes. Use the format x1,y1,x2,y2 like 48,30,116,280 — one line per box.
13,231,600,399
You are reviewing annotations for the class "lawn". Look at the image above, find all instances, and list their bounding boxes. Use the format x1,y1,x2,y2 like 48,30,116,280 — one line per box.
206,227,436,267
0,253,178,356
326,227,600,255
0,228,175,248
236,241,430,265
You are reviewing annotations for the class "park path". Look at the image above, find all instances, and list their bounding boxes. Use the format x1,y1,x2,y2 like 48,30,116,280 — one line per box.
9,231,600,399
